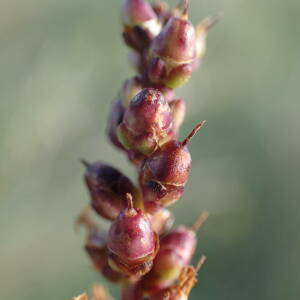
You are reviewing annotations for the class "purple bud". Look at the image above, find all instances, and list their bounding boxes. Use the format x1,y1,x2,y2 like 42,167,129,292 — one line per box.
122,0,161,51
149,256,207,300
117,88,175,157
139,121,206,207
141,212,208,294
82,161,142,220
146,4,198,88
107,194,159,277
150,16,196,62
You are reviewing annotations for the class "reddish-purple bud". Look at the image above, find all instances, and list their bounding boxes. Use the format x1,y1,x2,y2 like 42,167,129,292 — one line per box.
141,212,208,294
117,88,175,157
107,194,159,277
122,0,161,51
82,161,142,220
122,0,157,26
150,16,196,63
147,3,196,88
139,121,206,207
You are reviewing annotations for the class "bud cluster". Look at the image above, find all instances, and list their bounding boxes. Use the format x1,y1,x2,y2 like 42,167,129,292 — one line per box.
77,1,217,299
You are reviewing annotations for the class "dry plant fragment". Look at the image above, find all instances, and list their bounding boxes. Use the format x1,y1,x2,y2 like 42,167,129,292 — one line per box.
72,294,88,300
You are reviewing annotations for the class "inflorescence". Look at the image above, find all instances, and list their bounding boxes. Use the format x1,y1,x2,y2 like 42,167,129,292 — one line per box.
74,1,217,299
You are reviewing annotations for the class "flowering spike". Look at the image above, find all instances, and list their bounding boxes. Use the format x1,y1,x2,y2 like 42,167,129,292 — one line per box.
76,0,219,296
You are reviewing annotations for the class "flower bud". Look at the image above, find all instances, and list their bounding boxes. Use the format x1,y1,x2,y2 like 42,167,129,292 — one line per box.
117,88,175,157
141,212,208,294
82,160,142,220
107,194,159,277
107,81,175,157
147,2,196,88
149,256,206,300
122,0,161,52
139,121,206,208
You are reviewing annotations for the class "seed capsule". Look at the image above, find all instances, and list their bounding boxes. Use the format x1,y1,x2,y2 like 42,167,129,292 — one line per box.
149,256,207,300
82,160,142,220
122,0,161,52
147,1,196,88
139,121,206,209
117,88,175,158
141,212,208,294
107,194,159,277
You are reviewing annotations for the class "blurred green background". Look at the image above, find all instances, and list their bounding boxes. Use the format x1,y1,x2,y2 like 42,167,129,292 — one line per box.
1,0,299,299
